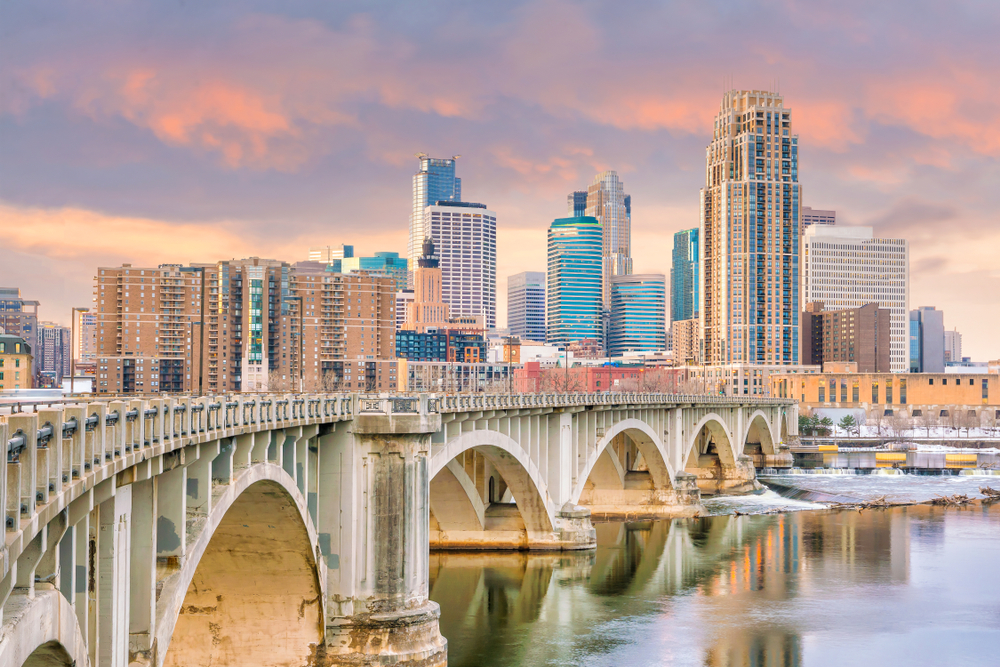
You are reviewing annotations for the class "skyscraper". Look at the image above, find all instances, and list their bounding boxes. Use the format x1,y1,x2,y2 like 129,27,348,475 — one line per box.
38,321,71,386
424,201,497,329
803,224,910,372
507,271,546,342
75,310,97,361
409,155,461,271
670,228,699,322
547,216,603,346
0,288,40,375
341,252,409,292
609,274,667,357
308,244,354,271
586,171,632,307
908,306,944,372
944,328,962,363
801,206,836,228
701,90,802,366
567,191,587,217
405,238,450,332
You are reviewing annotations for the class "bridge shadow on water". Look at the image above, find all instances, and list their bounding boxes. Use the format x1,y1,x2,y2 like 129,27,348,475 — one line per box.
428,505,1000,667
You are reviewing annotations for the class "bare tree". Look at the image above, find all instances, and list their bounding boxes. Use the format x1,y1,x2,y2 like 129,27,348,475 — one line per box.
918,408,938,438
538,367,587,393
267,369,292,393
959,409,980,438
868,408,886,439
945,405,961,435
886,412,912,441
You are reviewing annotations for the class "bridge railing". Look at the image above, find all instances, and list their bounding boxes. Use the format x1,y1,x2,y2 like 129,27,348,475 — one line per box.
433,392,792,412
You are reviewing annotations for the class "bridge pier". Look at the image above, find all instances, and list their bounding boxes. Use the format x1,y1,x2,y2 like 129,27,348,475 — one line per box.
318,401,447,666
580,471,704,519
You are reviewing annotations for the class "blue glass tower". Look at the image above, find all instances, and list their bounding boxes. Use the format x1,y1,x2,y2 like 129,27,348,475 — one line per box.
670,228,699,322
547,217,603,345
609,274,667,356
409,155,462,270
341,251,409,292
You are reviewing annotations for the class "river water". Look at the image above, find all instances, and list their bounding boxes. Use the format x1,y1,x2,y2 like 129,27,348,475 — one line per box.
429,491,1000,666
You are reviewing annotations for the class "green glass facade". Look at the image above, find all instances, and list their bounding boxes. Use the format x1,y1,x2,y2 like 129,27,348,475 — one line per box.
609,274,667,356
670,228,699,322
546,216,603,345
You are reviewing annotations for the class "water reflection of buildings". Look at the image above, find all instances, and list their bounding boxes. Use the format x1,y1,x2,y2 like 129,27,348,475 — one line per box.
429,510,913,667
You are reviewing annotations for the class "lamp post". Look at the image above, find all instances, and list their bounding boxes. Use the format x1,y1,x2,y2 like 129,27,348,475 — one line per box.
71,307,90,395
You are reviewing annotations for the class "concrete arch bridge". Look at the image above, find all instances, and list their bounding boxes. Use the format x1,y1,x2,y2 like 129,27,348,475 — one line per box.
0,391,793,667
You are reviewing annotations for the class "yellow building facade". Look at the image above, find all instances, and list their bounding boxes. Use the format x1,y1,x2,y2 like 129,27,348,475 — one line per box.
772,371,1000,417
0,335,34,390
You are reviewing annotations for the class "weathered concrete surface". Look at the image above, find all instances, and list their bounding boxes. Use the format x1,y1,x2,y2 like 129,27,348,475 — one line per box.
159,474,323,667
581,472,705,519
0,589,89,667
687,456,761,496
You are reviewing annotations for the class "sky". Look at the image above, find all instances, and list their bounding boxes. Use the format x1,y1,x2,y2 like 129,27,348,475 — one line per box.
2,0,1000,360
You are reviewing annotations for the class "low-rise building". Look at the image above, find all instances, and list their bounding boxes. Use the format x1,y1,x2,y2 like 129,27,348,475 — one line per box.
0,335,33,390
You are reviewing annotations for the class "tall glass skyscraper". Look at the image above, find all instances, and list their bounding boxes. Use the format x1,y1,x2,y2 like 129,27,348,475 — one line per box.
609,274,667,356
670,228,699,322
547,217,603,345
409,155,462,270
701,90,801,365
567,191,587,217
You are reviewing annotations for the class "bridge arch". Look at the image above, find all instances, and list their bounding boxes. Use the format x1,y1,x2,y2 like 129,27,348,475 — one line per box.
157,464,324,667
685,413,738,468
744,410,778,456
430,430,556,541
0,591,88,667
572,418,676,502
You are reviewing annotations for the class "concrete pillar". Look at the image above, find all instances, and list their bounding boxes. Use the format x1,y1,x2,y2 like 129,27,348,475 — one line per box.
320,409,446,666
98,485,132,667
129,477,156,656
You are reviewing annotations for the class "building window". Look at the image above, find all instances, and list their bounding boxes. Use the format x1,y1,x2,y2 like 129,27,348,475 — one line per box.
818,386,825,402
900,379,907,404
872,381,879,404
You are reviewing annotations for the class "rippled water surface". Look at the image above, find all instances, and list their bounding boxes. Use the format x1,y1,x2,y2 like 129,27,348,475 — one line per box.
429,503,1000,666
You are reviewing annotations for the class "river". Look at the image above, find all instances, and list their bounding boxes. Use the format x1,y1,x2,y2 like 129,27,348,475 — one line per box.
429,490,1000,666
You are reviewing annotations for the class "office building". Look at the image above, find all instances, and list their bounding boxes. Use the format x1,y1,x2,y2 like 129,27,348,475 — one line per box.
75,310,98,360
803,224,909,372
672,318,700,365
507,271,546,342
0,288,40,375
909,306,945,373
308,244,354,271
405,238,451,332
944,328,962,363
409,155,462,271
0,335,33,390
670,228,699,322
801,302,891,373
546,216,603,346
701,90,802,366
93,258,396,395
38,321,71,386
396,330,448,362
341,251,408,292
568,191,588,217
585,171,633,306
424,201,497,329
608,274,667,357
802,206,836,228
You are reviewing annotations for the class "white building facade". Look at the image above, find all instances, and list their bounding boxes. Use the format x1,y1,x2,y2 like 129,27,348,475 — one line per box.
507,271,546,342
802,224,910,372
424,202,497,329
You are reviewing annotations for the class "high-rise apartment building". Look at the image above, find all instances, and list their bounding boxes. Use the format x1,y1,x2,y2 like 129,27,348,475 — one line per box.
803,224,909,372
507,271,546,342
395,290,414,330
670,228,699,322
94,259,396,394
409,155,462,271
802,206,836,228
608,274,667,357
38,321,71,385
546,216,603,346
585,171,633,306
908,306,944,373
405,239,450,332
424,201,496,329
944,328,962,363
701,90,802,366
801,302,891,373
0,288,40,375
671,319,700,365
75,310,98,360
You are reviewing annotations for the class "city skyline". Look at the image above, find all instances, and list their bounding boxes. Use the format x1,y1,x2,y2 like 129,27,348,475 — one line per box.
3,2,1000,360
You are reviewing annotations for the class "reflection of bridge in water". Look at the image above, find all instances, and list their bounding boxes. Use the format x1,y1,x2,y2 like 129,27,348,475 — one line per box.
0,391,794,666
430,509,914,667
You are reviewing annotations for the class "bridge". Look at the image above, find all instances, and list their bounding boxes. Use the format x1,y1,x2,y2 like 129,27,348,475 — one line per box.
0,391,794,666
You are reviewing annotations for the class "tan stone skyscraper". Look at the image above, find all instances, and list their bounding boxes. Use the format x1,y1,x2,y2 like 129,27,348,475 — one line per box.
700,90,802,365
585,171,632,307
